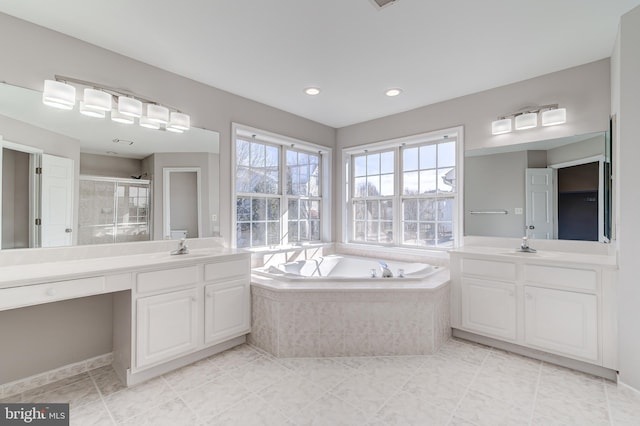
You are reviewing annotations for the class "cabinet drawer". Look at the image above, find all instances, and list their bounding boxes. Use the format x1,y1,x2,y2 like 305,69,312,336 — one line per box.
461,258,517,281
136,266,198,294
204,257,250,282
0,276,105,311
524,264,598,292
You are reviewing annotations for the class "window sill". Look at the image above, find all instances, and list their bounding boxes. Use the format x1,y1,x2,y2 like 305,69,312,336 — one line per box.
246,242,331,255
336,242,451,261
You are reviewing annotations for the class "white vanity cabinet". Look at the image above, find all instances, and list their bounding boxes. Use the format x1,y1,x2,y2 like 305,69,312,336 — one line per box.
451,250,616,370
136,287,199,368
523,285,598,360
114,252,252,385
203,257,251,346
461,278,517,341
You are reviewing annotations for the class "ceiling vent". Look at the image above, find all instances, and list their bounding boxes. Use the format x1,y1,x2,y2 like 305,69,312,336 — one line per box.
370,0,397,10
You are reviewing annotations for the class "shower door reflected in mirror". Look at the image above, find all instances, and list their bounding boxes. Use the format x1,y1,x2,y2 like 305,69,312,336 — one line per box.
78,176,151,245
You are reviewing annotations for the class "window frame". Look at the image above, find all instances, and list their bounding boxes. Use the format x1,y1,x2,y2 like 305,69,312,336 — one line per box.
343,126,464,251
232,123,331,249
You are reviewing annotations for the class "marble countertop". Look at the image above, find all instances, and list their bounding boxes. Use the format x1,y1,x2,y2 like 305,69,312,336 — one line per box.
0,248,249,289
449,246,617,268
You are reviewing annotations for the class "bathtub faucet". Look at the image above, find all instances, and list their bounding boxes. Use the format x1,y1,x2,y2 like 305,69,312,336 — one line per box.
379,261,393,278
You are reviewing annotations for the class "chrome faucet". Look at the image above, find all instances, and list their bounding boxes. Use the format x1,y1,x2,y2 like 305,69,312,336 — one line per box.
171,238,189,255
519,236,537,253
379,261,393,278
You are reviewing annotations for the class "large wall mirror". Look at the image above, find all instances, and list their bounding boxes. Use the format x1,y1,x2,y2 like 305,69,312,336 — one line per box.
0,82,220,249
464,129,612,242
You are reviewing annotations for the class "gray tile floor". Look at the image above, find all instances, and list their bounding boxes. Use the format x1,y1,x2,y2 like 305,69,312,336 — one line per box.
2,338,640,425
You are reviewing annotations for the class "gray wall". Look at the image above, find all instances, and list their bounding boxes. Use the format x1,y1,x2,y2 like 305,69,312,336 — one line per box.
79,153,142,179
2,149,30,249
336,59,611,242
613,5,640,392
0,12,334,384
464,151,527,237
546,135,605,165
0,294,113,384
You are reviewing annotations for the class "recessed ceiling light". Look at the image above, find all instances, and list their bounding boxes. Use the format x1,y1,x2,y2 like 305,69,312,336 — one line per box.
385,88,402,97
304,87,321,96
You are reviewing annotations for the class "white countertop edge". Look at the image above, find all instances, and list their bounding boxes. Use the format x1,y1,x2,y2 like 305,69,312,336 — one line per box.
0,248,250,289
449,246,617,268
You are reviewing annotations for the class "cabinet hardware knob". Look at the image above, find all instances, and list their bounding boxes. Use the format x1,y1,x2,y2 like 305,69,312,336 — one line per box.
526,293,533,299
191,297,196,302
46,288,57,296
206,293,212,298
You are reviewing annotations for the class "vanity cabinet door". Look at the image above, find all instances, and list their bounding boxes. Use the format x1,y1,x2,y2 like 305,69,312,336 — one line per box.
204,279,250,346
136,288,199,369
524,286,598,361
461,278,517,341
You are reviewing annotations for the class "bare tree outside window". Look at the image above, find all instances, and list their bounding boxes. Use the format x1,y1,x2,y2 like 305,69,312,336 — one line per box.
235,136,323,248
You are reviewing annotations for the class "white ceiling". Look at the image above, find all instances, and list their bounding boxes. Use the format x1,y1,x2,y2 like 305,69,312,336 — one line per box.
0,0,638,128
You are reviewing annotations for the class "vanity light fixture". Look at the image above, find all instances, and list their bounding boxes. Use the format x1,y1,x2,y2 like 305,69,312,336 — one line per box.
491,118,512,135
83,88,112,111
111,110,135,124
79,101,106,118
139,116,160,130
167,112,190,133
514,112,537,130
117,96,143,118
491,104,567,135
41,75,191,133
304,87,321,96
146,104,169,125
42,80,76,110
541,108,567,126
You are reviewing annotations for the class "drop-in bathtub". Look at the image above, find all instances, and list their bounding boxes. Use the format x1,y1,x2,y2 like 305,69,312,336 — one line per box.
249,254,451,357
253,254,436,281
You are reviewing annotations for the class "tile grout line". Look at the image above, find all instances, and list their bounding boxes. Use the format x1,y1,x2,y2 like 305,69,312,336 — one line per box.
361,359,427,423
527,359,544,426
87,369,117,426
603,377,615,426
445,345,492,425
159,374,200,423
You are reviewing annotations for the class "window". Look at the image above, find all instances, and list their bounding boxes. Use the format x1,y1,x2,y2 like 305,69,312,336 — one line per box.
346,129,461,249
233,125,328,248
351,150,395,243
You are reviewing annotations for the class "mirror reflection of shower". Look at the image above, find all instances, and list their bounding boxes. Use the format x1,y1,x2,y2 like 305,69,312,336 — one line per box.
78,176,151,245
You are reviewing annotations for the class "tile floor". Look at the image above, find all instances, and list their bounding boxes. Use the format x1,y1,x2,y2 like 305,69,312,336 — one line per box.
2,338,639,425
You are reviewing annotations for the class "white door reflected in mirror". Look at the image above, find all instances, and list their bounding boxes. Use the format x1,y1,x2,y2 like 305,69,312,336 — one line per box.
163,167,202,240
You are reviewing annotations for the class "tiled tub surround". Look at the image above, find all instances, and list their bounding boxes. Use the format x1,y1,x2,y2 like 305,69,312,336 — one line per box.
249,268,451,357
2,340,637,425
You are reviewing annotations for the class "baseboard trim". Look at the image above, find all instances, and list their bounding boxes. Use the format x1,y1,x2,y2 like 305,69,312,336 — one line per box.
617,376,640,395
452,329,617,381
0,353,113,398
122,335,246,387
